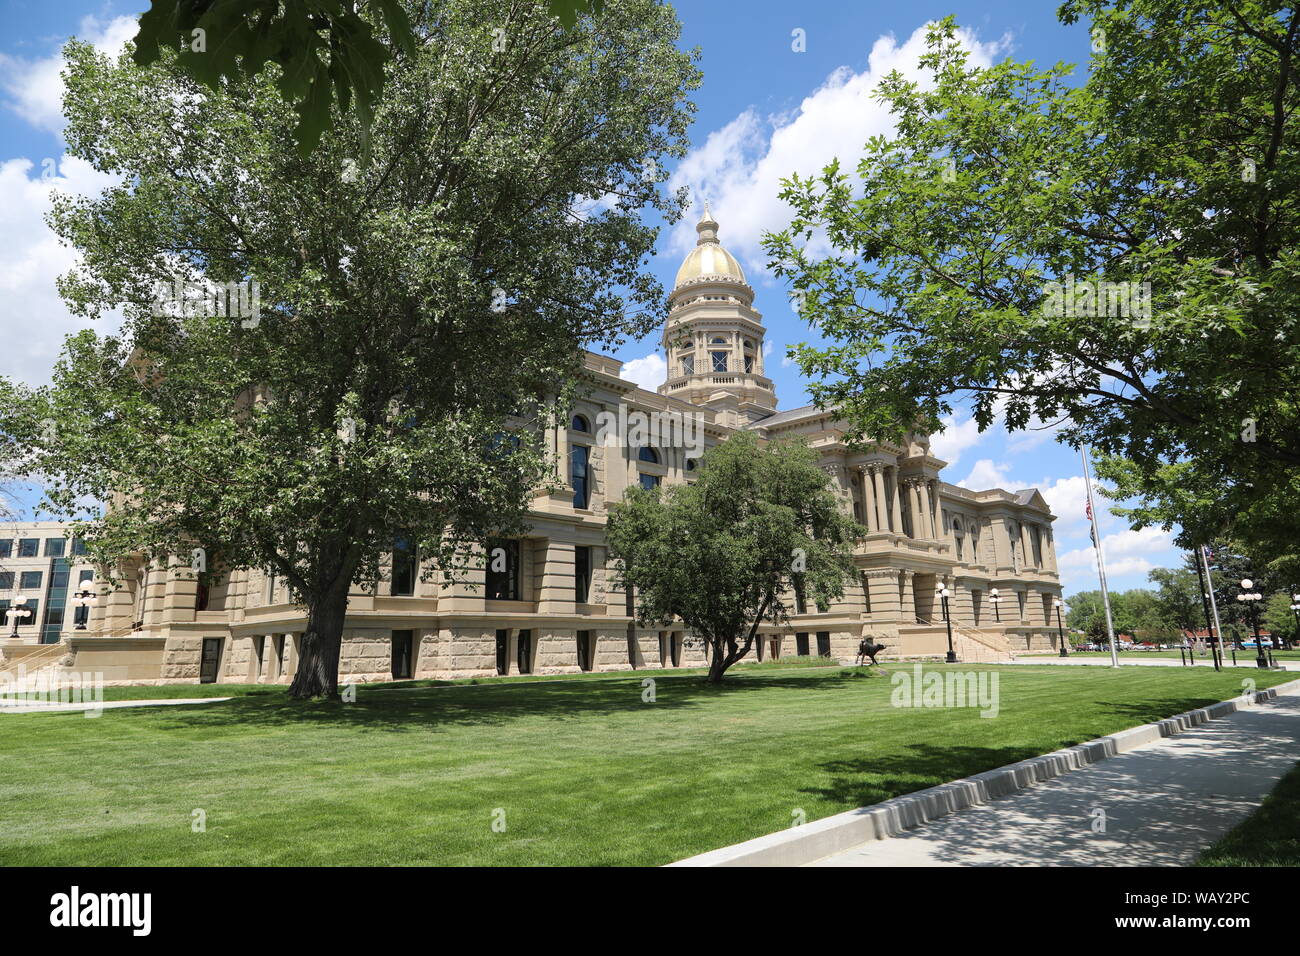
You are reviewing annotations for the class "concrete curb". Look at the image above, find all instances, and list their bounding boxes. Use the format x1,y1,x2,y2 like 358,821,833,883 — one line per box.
668,677,1300,867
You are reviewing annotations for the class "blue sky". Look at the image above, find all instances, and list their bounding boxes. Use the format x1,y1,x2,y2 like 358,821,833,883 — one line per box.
0,0,1186,596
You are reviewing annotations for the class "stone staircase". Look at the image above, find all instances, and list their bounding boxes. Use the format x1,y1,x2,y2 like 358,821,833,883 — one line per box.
0,640,74,688
913,617,1016,663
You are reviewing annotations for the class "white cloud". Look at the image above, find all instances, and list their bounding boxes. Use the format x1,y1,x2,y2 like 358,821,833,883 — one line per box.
1036,475,1088,532
0,16,137,133
929,412,984,468
0,16,136,386
957,458,1014,491
620,352,666,391
0,155,121,385
1055,525,1179,594
667,22,1007,274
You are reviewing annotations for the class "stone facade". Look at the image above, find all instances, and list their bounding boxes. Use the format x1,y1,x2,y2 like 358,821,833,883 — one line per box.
9,210,1063,684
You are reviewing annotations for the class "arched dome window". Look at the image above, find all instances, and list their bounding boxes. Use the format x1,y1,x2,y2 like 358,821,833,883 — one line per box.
638,447,660,464
710,336,727,345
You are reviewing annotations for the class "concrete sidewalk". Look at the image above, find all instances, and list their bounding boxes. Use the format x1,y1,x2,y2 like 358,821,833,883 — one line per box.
811,687,1300,866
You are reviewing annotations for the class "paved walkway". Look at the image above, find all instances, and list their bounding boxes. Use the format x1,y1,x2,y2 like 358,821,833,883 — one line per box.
0,697,231,714
811,687,1300,866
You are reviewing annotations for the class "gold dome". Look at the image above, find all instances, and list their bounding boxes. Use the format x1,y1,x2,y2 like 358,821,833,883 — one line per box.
673,203,747,288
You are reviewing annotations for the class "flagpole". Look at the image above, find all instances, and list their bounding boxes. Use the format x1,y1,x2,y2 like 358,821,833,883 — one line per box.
1081,447,1120,667
1202,544,1226,667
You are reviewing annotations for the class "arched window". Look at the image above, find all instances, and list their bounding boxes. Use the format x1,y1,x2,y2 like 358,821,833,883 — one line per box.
710,335,727,345
638,447,660,464
685,457,698,471
571,414,590,433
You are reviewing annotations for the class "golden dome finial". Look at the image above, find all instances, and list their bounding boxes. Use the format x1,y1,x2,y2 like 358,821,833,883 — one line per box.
696,200,719,245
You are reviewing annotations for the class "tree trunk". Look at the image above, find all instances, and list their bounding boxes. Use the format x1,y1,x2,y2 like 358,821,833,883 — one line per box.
288,583,351,699
706,642,729,684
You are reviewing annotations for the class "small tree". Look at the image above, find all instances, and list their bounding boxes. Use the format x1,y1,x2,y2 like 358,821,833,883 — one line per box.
1262,592,1297,650
1148,566,1203,641
606,432,863,684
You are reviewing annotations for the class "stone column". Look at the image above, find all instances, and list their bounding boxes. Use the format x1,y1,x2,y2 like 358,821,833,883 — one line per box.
899,570,916,623
869,466,887,533
889,466,903,533
862,569,899,623
927,479,940,539
909,479,925,539
917,480,934,540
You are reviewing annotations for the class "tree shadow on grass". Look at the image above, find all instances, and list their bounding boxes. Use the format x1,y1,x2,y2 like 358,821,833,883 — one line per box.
799,693,1260,811
140,669,883,735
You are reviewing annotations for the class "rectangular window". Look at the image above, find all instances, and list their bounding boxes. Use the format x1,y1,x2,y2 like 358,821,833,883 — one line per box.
195,583,210,612
71,537,88,556
78,569,94,585
711,350,728,372
681,354,694,376
391,536,416,596
574,545,591,604
0,540,11,558
44,538,66,557
495,629,509,675
391,630,414,679
22,599,38,628
639,473,661,491
18,538,38,558
816,631,832,657
199,638,223,683
577,630,594,672
0,572,12,590
486,538,521,601
795,632,810,656
571,444,589,509
794,576,807,615
516,629,533,674
20,571,42,591
744,353,754,373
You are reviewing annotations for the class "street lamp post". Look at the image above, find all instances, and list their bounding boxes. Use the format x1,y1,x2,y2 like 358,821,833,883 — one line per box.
1053,598,1069,657
5,595,32,638
990,587,1001,623
72,589,97,630
939,584,957,663
1237,579,1268,669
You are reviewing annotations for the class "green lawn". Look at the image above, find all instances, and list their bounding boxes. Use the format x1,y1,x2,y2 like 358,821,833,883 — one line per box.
1198,760,1300,867
1,663,1292,866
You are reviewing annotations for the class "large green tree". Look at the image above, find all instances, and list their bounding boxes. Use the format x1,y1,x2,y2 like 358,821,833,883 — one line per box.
10,0,699,698
132,0,606,155
605,432,862,683
763,3,1299,562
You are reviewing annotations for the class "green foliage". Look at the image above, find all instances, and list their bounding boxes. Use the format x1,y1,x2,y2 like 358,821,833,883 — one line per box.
4,0,699,695
762,3,1300,561
131,0,605,156
1066,583,1185,642
1262,591,1298,646
1147,566,1203,633
605,432,863,682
